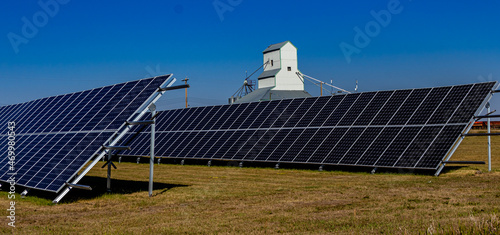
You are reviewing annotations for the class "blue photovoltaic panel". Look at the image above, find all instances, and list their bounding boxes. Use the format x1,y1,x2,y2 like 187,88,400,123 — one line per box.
121,82,496,170
0,75,171,192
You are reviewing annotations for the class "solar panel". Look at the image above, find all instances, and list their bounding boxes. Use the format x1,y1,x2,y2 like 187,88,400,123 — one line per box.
121,82,497,171
0,75,173,193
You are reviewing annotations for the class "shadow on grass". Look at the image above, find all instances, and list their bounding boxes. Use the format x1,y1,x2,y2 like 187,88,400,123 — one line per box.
438,166,467,174
437,165,493,175
124,156,446,175
14,176,189,204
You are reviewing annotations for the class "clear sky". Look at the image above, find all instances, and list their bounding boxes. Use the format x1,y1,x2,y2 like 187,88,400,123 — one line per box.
1,0,500,114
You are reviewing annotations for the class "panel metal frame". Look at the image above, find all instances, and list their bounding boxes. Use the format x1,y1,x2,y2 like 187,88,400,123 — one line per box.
435,82,499,176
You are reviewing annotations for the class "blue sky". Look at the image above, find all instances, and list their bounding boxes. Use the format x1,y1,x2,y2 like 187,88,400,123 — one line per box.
1,0,500,113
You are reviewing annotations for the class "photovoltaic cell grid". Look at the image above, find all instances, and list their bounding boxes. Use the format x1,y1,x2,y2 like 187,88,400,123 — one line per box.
0,76,170,192
121,82,496,170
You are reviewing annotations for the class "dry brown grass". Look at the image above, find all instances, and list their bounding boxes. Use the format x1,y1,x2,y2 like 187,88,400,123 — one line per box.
0,136,499,234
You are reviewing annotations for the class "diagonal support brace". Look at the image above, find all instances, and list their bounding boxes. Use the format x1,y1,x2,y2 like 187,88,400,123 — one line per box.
101,160,117,169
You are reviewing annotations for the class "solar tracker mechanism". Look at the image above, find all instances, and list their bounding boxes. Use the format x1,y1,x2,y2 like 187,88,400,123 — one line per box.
120,81,498,176
0,74,185,203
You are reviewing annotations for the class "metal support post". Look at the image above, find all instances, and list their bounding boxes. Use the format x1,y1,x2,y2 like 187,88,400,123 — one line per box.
487,103,492,172
101,146,129,193
107,150,112,192
149,104,156,197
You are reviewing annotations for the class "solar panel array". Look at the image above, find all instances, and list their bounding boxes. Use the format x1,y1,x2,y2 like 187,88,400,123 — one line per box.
122,82,495,170
0,76,171,192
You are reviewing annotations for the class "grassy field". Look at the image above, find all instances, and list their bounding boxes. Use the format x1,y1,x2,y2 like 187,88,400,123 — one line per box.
1,136,499,234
